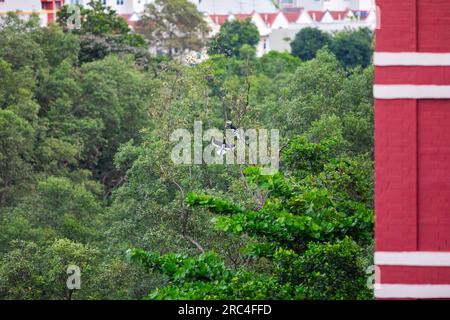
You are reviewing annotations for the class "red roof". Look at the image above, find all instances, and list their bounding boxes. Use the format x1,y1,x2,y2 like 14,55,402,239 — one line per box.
208,9,364,27
329,10,349,21
284,11,300,23
260,12,279,27
308,11,325,22
119,14,132,21
233,13,252,21
119,14,137,28
209,14,229,25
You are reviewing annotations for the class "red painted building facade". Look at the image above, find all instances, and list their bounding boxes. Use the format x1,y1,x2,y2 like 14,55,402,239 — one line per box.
374,0,450,299
41,0,64,23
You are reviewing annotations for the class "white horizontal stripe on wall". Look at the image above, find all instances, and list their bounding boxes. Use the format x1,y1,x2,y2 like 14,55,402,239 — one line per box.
375,284,450,299
375,251,450,266
374,85,450,99
374,52,450,66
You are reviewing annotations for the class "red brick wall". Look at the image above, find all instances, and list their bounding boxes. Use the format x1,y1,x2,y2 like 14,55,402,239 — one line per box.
376,0,417,52
418,0,450,52
375,99,418,251
418,100,450,250
375,0,450,298
41,0,64,23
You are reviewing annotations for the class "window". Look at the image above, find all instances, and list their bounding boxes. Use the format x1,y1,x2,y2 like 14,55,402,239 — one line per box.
42,2,52,9
116,0,124,5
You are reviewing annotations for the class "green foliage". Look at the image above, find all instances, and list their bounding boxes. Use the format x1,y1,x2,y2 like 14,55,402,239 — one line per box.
0,6,374,300
275,237,372,299
57,1,147,64
0,110,34,205
0,176,102,248
136,0,209,57
133,133,373,299
129,249,227,283
81,1,130,35
259,48,374,144
283,136,339,177
58,1,137,39
129,248,292,299
330,28,373,68
257,51,302,78
291,27,373,69
188,161,373,251
186,193,244,215
290,27,331,61
0,12,158,299
0,13,43,70
78,55,154,183
131,197,372,300
208,19,260,57
0,239,98,299
108,41,373,300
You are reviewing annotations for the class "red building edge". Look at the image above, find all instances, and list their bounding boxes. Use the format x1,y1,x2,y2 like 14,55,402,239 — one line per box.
41,0,64,24
374,0,450,299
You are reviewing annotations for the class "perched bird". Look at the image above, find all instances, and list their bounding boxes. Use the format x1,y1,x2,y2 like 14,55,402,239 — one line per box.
211,138,235,156
226,121,243,140
226,120,238,132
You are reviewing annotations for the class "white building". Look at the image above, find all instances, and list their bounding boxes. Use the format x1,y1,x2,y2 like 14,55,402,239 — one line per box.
190,0,277,14
0,0,376,59
278,0,375,11
349,0,375,11
206,6,376,57
0,0,50,26
0,0,42,12
68,0,153,15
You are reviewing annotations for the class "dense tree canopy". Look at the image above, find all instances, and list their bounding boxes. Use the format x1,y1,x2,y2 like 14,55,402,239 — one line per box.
136,0,210,58
207,19,260,58
290,27,330,61
0,6,374,300
57,1,147,64
291,27,373,69
330,28,373,68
